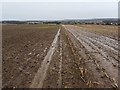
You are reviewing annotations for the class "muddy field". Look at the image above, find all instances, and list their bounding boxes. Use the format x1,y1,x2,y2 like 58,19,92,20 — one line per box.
2,24,118,89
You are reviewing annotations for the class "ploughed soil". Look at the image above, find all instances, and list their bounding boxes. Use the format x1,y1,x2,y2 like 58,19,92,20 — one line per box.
2,24,118,89
2,24,58,88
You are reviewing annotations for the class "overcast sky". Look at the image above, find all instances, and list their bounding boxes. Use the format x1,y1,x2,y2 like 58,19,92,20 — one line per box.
1,1,118,20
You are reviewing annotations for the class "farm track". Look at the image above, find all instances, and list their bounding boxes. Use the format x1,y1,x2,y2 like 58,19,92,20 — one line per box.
2,25,118,89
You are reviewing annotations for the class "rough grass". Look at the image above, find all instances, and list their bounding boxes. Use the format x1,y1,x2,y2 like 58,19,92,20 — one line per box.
77,24,118,40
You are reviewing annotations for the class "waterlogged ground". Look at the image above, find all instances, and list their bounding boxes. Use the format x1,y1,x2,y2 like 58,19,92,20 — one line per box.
2,24,118,89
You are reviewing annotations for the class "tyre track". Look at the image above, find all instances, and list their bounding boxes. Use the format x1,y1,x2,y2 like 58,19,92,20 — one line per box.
61,28,88,88
30,28,61,88
58,31,63,88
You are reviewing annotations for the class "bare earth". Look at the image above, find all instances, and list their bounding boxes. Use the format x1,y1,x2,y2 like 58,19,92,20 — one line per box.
2,24,118,89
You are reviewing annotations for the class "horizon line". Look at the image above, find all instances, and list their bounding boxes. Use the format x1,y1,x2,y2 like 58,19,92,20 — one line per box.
1,17,118,21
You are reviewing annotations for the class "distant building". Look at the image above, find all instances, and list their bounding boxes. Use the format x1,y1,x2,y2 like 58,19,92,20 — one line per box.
27,21,43,24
